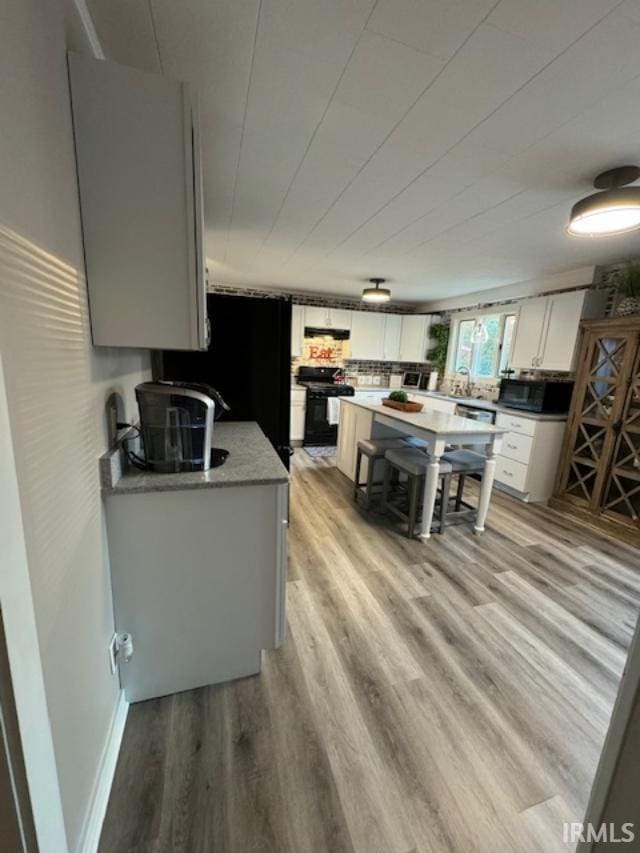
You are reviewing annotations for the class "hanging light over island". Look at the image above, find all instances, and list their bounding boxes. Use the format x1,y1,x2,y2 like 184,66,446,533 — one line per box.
568,166,640,236
362,277,391,303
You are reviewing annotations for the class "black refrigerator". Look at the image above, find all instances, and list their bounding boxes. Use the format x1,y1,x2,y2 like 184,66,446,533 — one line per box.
156,293,293,468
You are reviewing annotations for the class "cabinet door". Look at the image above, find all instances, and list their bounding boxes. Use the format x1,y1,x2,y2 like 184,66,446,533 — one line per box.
336,401,357,478
538,291,585,371
399,315,427,362
556,326,637,511
304,306,329,328
274,484,289,646
291,305,304,357
290,402,305,441
350,311,386,359
510,298,548,368
328,308,352,329
383,314,402,361
68,52,207,350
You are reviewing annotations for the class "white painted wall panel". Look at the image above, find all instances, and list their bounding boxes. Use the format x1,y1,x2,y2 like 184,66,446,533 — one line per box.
0,1,151,849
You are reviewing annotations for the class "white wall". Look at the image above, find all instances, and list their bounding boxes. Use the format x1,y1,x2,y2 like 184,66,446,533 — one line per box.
0,0,151,849
416,266,595,313
0,355,68,851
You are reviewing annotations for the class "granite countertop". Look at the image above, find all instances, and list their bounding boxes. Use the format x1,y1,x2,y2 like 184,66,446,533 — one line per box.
341,398,507,436
352,388,568,421
101,422,288,496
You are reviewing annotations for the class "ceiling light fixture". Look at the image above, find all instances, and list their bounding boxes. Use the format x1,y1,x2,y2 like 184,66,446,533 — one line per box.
568,166,640,236
362,277,391,303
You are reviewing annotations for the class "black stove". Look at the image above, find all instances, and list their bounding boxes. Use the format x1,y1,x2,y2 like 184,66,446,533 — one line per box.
296,367,355,445
302,381,354,397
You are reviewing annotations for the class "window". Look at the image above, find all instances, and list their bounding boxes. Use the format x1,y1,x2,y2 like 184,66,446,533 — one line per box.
449,312,516,380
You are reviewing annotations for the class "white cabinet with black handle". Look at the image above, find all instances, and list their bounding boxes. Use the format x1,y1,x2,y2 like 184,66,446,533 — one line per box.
68,53,208,350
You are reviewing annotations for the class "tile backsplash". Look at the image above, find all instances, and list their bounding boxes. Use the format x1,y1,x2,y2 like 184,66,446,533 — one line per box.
292,353,434,387
209,281,416,313
294,334,351,367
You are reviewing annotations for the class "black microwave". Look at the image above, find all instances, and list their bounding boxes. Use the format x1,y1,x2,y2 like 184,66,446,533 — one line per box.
498,378,574,413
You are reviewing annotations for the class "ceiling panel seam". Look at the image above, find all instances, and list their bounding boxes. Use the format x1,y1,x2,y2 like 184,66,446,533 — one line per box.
283,0,628,271
148,0,164,73
247,0,382,268
277,0,505,267
223,0,264,263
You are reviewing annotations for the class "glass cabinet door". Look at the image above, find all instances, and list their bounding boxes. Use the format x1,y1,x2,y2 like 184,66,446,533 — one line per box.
559,330,637,511
602,344,640,527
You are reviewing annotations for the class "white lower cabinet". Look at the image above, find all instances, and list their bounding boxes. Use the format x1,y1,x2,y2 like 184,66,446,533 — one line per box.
494,411,567,502
290,387,306,443
106,482,288,702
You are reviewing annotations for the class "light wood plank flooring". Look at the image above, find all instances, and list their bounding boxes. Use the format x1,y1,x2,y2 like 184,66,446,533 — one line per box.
99,450,640,853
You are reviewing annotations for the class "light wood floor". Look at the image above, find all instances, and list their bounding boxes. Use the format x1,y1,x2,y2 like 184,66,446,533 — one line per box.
100,450,640,853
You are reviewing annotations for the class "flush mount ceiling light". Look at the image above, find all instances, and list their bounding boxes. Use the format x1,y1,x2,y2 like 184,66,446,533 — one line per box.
362,277,391,303
568,166,640,236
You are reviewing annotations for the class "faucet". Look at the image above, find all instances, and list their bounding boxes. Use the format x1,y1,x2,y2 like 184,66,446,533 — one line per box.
454,366,471,397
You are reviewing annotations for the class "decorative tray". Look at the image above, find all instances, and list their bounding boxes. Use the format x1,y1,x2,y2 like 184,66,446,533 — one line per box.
382,399,424,413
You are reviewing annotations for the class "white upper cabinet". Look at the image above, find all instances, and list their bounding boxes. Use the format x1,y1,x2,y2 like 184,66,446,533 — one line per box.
510,298,548,369
328,308,352,330
538,291,600,370
303,306,351,329
350,311,387,360
303,306,328,328
291,304,304,357
510,291,606,371
383,314,402,361
399,315,430,362
68,53,207,350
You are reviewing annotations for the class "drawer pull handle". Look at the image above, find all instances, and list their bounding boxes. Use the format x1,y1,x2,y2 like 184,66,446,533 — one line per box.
507,443,517,449
503,470,513,477
510,422,520,428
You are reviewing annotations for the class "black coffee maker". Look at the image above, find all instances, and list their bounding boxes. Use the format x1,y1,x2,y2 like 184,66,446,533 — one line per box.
135,381,230,473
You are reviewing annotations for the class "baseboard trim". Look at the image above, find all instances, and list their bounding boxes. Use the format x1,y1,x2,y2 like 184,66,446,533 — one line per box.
77,689,128,853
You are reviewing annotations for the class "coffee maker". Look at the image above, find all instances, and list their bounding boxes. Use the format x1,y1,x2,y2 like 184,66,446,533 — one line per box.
135,381,230,473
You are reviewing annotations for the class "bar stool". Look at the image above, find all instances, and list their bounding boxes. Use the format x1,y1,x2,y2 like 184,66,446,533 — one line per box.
441,449,486,515
353,437,409,509
382,447,453,538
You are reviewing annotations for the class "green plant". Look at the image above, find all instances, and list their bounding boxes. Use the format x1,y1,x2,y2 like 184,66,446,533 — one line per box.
388,390,408,403
610,259,640,298
427,322,450,377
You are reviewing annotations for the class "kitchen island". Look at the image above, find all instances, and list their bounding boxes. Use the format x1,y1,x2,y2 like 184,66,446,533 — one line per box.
337,398,506,539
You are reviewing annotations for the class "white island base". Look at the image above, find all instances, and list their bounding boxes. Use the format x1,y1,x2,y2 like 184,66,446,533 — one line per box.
337,398,506,540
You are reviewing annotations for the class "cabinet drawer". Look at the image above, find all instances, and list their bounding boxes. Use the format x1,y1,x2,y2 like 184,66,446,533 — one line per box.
496,411,536,437
500,431,533,464
495,455,528,492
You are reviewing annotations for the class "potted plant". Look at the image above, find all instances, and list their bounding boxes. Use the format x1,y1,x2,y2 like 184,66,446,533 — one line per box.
426,322,450,379
610,260,640,316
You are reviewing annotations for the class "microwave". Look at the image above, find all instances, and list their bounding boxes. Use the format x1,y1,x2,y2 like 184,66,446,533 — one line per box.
498,378,574,413
402,371,422,388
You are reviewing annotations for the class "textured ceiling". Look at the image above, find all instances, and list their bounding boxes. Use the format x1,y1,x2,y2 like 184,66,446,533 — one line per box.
87,0,640,301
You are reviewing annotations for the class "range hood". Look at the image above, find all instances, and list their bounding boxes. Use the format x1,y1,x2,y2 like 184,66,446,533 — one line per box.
304,326,350,341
